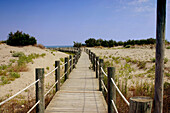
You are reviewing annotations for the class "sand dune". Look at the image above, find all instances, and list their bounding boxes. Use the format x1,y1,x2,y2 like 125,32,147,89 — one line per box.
0,44,68,98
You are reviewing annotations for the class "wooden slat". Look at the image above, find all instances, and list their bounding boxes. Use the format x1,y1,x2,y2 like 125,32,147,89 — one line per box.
45,52,107,113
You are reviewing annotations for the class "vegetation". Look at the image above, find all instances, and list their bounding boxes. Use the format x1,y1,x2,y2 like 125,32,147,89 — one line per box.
6,30,37,46
0,52,46,85
73,41,82,48
166,46,170,49
46,66,49,70
84,38,161,47
60,58,64,62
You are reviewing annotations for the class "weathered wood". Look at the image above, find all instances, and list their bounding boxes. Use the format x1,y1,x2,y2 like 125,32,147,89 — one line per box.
154,0,166,113
73,55,75,69
96,56,99,78
65,57,68,81
35,68,45,113
129,96,153,113
107,67,116,113
45,52,107,113
69,55,72,73
55,61,60,92
99,59,104,91
93,53,96,71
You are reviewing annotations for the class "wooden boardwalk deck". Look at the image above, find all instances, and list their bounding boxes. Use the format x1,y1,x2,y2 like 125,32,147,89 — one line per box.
45,52,107,113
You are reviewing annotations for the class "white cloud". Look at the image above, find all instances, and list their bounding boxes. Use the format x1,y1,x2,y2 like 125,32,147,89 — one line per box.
127,0,155,13
128,0,149,5
135,5,154,12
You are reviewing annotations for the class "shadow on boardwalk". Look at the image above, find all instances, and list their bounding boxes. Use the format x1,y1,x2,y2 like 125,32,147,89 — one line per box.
45,52,107,113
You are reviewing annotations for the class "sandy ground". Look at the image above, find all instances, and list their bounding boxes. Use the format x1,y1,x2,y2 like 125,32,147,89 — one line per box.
0,44,68,98
88,46,170,86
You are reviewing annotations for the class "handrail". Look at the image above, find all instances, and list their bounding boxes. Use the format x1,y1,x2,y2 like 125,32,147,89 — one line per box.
101,80,108,92
60,72,67,79
111,78,130,106
100,66,130,106
69,59,72,62
44,80,58,97
111,100,118,113
0,79,39,106
45,66,58,77
27,100,40,113
101,67,108,77
0,48,81,113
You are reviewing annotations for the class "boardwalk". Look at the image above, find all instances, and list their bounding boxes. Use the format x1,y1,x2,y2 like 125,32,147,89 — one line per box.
45,52,107,113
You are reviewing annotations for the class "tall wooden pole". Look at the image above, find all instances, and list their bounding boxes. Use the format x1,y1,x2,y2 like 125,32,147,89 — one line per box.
154,0,166,113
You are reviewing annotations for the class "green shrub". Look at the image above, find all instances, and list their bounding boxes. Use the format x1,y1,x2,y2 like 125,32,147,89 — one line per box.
125,45,131,48
10,72,20,78
10,59,16,63
165,73,170,77
41,53,46,57
166,46,170,49
137,61,146,69
1,76,10,85
164,58,168,64
60,58,64,62
125,57,131,63
12,52,25,57
164,82,170,90
46,67,49,70
6,30,37,46
150,58,155,63
0,65,8,70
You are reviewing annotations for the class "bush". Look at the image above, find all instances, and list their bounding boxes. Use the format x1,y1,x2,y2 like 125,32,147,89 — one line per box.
150,58,156,63
12,52,25,57
125,45,131,48
46,67,49,70
166,46,170,49
164,58,168,64
7,30,37,46
73,41,82,48
10,72,20,78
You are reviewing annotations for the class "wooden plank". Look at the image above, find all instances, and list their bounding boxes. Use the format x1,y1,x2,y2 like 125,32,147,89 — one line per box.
45,52,107,113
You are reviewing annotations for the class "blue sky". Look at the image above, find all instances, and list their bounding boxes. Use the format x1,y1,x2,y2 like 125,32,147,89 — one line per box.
0,0,169,46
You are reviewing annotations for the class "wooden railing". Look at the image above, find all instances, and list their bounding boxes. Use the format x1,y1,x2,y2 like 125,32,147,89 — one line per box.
85,48,153,113
0,48,81,113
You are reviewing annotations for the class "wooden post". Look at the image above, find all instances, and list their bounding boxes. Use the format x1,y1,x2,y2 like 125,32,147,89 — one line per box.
69,55,72,73
99,59,103,91
64,57,68,81
89,51,91,61
154,0,166,113
129,96,153,113
35,68,45,113
73,55,75,68
76,53,78,63
91,52,93,64
107,67,116,113
93,54,96,71
55,61,60,92
96,56,99,78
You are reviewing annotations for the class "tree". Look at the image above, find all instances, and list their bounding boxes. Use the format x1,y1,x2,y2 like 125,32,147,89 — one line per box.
101,40,109,47
96,38,103,46
85,38,96,47
108,39,114,47
7,30,37,46
73,41,82,48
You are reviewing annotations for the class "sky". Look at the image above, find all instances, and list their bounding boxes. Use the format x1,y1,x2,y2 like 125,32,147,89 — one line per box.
0,0,170,46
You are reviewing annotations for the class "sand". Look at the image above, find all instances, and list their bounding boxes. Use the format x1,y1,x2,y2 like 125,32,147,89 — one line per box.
88,46,170,86
0,44,68,98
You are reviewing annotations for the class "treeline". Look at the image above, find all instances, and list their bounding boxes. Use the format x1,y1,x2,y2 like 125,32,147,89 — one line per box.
84,38,158,47
73,38,170,47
